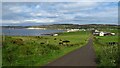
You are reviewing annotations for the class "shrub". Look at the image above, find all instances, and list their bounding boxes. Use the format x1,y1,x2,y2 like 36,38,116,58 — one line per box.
11,38,24,45
62,40,70,43
59,42,63,45
35,36,40,38
54,38,57,40
47,44,60,50
40,42,45,44
59,39,62,41
41,48,51,55
94,40,119,66
3,45,18,64
4,53,16,63
62,40,70,46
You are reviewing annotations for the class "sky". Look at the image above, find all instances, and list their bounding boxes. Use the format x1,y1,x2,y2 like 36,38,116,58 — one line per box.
2,2,118,26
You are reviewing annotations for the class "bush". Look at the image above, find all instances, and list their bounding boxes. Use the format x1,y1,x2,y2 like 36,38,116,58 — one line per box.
59,39,62,41
41,48,50,55
62,40,70,43
54,38,57,40
47,44,60,50
3,45,18,64
59,42,63,45
11,38,24,45
40,42,45,44
94,41,119,66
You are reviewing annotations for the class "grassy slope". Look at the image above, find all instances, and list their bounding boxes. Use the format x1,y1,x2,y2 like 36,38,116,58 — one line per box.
0,35,2,67
2,31,90,66
93,35,119,66
0,48,2,67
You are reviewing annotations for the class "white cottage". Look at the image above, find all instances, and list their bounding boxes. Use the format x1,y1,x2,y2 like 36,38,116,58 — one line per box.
99,32,104,36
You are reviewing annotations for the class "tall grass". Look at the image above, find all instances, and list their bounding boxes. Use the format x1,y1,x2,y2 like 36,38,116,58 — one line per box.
93,36,119,67
2,31,90,66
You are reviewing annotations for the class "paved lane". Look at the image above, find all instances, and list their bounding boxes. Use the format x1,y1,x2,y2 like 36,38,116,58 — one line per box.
44,38,97,66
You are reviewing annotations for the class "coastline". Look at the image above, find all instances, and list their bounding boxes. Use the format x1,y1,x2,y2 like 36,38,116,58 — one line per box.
26,27,46,30
2,28,66,36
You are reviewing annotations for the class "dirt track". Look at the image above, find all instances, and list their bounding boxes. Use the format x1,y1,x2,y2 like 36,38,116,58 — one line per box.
44,38,97,66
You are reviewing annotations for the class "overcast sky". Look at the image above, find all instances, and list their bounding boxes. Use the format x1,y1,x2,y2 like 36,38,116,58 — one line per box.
2,2,118,26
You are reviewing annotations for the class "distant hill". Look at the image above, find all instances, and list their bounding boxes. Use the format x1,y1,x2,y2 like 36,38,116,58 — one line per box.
2,24,118,30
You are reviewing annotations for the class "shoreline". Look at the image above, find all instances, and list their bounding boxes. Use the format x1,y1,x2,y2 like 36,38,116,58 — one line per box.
26,27,46,30
2,28,66,36
2,31,65,37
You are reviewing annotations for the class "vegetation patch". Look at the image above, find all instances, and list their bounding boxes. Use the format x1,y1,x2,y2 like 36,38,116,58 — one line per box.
93,35,119,66
2,31,90,66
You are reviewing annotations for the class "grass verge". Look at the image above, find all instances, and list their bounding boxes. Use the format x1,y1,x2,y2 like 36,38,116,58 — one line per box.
93,35,119,67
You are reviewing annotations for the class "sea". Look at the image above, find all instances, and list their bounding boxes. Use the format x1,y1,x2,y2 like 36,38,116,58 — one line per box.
2,28,65,36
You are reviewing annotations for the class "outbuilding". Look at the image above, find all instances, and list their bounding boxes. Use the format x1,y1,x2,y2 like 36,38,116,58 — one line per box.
53,34,58,36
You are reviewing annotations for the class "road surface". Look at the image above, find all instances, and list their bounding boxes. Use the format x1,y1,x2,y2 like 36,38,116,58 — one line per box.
44,38,97,66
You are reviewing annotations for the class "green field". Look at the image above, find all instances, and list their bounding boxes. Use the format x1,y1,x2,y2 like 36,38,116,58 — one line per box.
0,35,2,68
0,47,2,68
93,34,119,66
2,31,90,66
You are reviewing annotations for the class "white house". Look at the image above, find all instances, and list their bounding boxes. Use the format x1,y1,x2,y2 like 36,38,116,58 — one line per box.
99,32,104,36
67,29,80,32
95,30,99,32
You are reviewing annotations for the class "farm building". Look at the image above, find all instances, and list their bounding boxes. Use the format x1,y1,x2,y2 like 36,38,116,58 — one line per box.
103,32,115,36
93,32,100,36
67,29,80,32
52,34,58,36
92,30,100,36
93,30,115,36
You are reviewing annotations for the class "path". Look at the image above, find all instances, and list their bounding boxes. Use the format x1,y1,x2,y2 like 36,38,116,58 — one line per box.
44,38,97,66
